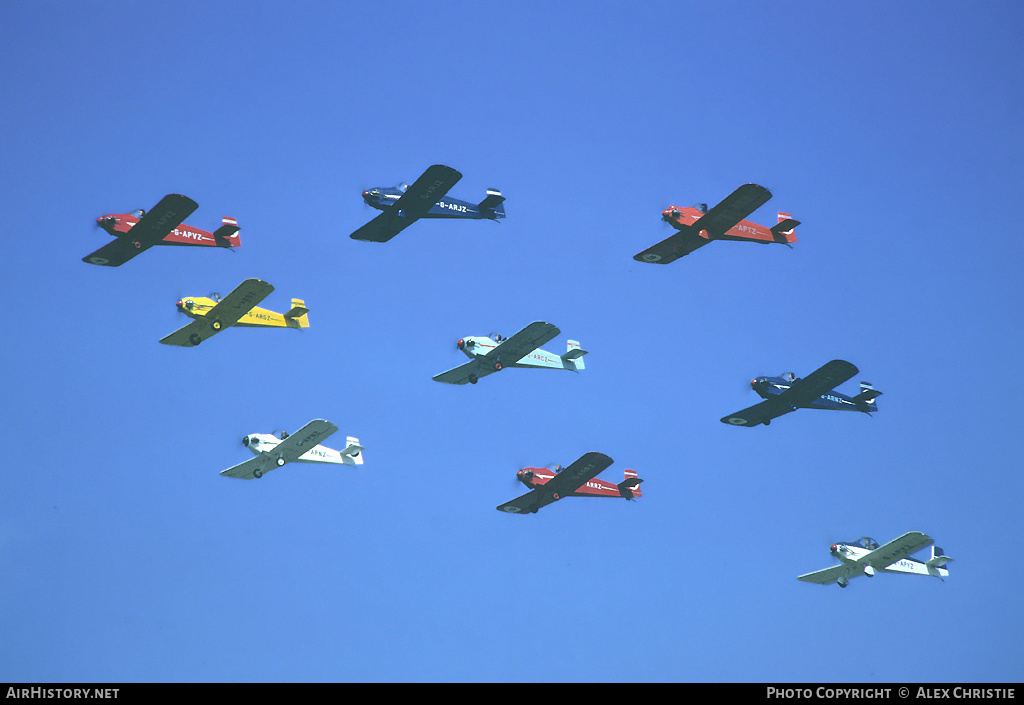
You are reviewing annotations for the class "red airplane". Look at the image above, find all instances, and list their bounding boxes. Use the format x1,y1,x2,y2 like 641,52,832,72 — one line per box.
633,183,798,264
497,451,642,514
84,193,240,267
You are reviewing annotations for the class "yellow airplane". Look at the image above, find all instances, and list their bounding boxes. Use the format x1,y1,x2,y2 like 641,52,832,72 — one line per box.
160,278,309,347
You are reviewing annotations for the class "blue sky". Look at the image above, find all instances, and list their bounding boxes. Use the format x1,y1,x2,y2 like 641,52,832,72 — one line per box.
2,1,1022,682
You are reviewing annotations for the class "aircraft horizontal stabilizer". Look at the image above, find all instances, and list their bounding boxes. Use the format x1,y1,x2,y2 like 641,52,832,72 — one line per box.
851,388,882,403
341,436,364,465
617,476,642,499
926,546,952,569
285,303,310,319
561,348,588,360
478,189,505,208
770,218,800,243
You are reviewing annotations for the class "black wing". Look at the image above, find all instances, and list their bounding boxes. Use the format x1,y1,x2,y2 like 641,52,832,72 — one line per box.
721,399,795,427
350,164,462,242
633,230,711,264
692,183,772,236
544,452,614,497
83,194,198,266
782,360,858,408
633,184,771,264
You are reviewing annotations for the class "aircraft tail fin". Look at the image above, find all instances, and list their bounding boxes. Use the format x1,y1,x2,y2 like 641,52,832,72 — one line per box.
617,469,643,499
561,340,587,371
213,217,241,248
341,436,364,466
478,189,506,220
284,298,310,328
770,212,799,244
852,382,882,409
926,546,952,579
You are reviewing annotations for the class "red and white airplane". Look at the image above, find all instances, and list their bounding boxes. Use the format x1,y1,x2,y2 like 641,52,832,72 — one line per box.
497,452,642,514
84,193,240,266
634,183,798,264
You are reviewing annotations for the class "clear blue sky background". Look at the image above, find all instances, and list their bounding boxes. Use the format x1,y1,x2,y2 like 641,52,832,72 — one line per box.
2,1,1021,683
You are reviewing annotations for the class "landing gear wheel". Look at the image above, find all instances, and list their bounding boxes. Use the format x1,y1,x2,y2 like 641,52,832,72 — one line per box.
253,468,263,478
469,375,478,384
276,457,285,466
211,320,222,331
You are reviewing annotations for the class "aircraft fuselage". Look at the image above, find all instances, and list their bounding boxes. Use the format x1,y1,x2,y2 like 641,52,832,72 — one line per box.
363,186,501,220
96,211,239,248
752,376,877,412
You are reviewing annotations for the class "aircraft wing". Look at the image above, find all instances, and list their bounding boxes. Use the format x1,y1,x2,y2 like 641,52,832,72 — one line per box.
860,532,934,570
220,454,272,480
780,360,858,408
84,194,198,266
432,359,494,385
497,487,556,514
159,279,274,347
485,321,561,365
797,563,856,585
348,210,416,243
496,452,613,513
272,419,339,463
720,399,795,427
633,230,711,264
350,164,462,242
693,183,772,236
543,452,614,497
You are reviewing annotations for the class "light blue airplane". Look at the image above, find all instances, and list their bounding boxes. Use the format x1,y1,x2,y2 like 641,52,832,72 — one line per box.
432,321,586,385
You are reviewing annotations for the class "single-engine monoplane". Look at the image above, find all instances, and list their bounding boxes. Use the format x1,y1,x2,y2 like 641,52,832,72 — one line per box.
432,321,586,385
349,164,505,242
84,194,240,266
634,183,798,264
497,452,642,514
797,532,952,588
159,278,309,347
220,419,363,480
721,359,881,427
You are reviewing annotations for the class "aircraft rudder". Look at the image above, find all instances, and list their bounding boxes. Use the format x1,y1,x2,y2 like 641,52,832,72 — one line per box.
771,212,798,243
343,436,364,466
561,340,586,371
286,298,311,328
618,469,642,499
478,188,506,219
854,381,881,410
214,217,241,247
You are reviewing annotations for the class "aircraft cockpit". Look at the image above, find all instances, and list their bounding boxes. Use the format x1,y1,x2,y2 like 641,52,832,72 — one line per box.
130,208,145,218
396,182,409,193
850,537,879,550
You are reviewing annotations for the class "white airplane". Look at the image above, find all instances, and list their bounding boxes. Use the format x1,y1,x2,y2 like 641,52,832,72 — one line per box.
432,321,587,385
797,532,952,588
220,419,363,479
